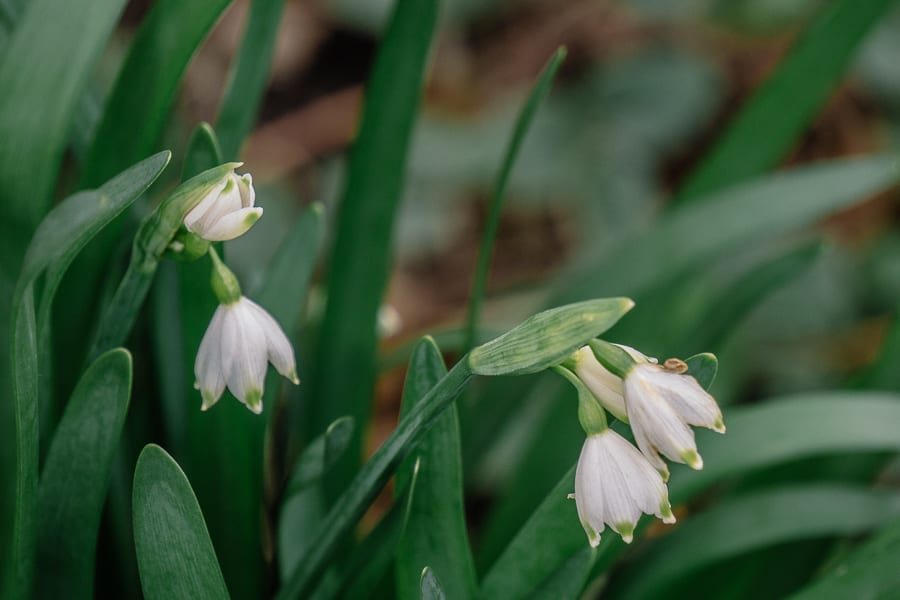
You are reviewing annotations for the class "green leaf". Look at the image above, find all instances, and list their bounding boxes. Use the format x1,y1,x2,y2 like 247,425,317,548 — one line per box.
80,0,231,188
216,0,288,159
314,457,420,600
478,466,584,600
789,516,900,599
277,358,473,599
669,392,900,502
35,349,132,599
256,201,324,333
676,0,896,201
285,416,355,495
132,444,229,600
684,352,717,390
555,155,900,304
420,567,445,600
310,0,439,498
464,47,566,350
530,546,596,600
608,485,900,600
469,298,635,376
395,338,476,600
0,0,127,232
6,152,169,599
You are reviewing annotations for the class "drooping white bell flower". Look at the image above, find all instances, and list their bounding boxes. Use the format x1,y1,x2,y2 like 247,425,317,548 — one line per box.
570,428,675,546
184,171,262,241
623,360,725,477
572,344,654,422
194,296,299,414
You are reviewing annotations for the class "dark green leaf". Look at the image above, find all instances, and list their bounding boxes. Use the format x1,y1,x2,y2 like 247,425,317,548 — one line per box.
684,353,717,390
395,338,476,600
35,349,132,599
676,0,897,201
789,516,900,599
132,444,229,600
286,416,355,495
610,485,900,600
310,0,439,498
420,568,445,600
216,0,288,159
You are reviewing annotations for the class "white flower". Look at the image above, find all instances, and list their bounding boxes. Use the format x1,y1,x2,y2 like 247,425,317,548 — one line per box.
194,296,298,414
573,344,654,422
570,429,675,546
623,361,725,477
184,172,262,241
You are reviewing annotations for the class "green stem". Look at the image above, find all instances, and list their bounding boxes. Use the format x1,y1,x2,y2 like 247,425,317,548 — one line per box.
276,358,474,599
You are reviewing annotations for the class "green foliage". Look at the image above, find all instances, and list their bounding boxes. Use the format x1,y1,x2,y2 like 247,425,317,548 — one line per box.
132,445,229,600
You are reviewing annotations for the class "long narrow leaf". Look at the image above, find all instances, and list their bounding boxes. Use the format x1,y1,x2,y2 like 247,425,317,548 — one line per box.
35,349,132,599
676,0,897,202
310,0,439,498
395,338,476,600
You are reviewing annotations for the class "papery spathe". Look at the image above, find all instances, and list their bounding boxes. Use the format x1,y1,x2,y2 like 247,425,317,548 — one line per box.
623,362,725,477
572,429,675,546
194,296,298,413
184,171,262,241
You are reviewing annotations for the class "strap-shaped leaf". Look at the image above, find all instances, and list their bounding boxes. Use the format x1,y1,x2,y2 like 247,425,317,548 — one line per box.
35,349,132,599
395,338,476,600
132,444,229,600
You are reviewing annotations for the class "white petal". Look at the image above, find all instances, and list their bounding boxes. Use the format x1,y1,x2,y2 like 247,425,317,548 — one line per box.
244,298,298,383
199,206,263,241
195,306,227,409
625,366,702,469
184,178,229,230
574,347,628,421
647,369,725,432
221,300,268,412
237,173,255,208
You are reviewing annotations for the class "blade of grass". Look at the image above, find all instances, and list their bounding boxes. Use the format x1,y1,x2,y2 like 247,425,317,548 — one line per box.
395,338,476,600
310,0,439,501
216,0,288,159
35,349,132,599
463,47,566,351
132,445,229,599
675,0,897,202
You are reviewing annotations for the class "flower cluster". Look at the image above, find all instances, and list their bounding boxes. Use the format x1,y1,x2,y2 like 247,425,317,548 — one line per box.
180,166,298,414
559,342,725,547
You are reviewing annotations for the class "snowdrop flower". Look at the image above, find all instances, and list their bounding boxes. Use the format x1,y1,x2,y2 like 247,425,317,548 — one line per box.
570,429,675,546
195,296,299,414
184,171,262,241
623,359,725,478
573,344,654,422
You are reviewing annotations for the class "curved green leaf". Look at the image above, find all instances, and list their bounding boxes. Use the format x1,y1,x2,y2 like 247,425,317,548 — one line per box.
132,444,229,600
6,152,169,598
676,0,896,202
789,516,900,599
35,349,132,599
610,485,900,600
286,416,355,495
310,0,439,499
555,155,900,304
80,0,231,187
464,47,566,350
216,0,288,159
669,392,900,502
395,338,476,600
420,568,445,600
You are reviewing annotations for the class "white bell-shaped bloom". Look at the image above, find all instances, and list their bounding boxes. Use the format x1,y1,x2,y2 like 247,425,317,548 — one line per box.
184,172,262,241
194,296,298,414
573,344,654,422
623,362,725,477
571,429,675,546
